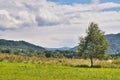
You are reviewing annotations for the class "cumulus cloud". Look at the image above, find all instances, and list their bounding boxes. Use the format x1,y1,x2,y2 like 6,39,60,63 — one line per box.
36,9,61,26
17,11,37,27
0,0,120,47
0,10,19,29
0,0,119,29
98,2,120,11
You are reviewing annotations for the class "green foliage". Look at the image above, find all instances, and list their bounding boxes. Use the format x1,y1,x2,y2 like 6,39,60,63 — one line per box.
71,33,120,55
78,22,109,67
112,57,120,64
44,50,77,58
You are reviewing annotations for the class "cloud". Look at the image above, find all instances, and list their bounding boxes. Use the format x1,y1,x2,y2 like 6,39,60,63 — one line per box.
17,11,37,27
0,0,119,29
0,0,120,47
36,9,61,26
92,0,100,4
0,10,19,29
98,2,120,10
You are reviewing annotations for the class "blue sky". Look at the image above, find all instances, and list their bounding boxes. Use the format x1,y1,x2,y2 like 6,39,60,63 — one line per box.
48,0,120,4
48,0,91,4
48,0,120,11
0,0,120,48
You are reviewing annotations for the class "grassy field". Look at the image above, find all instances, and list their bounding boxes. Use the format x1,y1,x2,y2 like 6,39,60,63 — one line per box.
0,54,120,68
0,62,120,80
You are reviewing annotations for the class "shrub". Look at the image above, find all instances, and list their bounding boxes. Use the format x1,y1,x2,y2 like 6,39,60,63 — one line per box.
112,58,120,64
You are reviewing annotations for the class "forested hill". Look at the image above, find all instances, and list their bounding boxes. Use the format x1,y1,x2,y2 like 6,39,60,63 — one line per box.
0,39,45,54
0,33,120,55
70,33,120,54
0,39,76,58
106,33,120,54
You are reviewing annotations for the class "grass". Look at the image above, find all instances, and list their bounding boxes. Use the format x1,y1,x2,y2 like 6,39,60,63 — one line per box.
0,62,120,80
1,54,120,68
0,54,120,80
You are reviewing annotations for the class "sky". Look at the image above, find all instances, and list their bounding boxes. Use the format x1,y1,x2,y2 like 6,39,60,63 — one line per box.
0,0,120,48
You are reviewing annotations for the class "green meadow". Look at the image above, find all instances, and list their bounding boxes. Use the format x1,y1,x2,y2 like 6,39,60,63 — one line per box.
0,62,120,80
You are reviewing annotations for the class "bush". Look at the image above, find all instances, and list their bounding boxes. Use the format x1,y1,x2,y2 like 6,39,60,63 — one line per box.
92,65,101,68
112,58,120,64
76,65,89,68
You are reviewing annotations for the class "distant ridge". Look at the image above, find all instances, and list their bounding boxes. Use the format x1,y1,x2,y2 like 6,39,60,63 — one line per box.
70,33,120,54
106,33,120,54
46,47,71,51
0,39,45,54
0,33,120,55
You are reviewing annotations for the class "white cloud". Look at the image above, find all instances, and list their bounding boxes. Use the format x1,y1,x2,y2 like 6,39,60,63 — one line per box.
98,2,120,10
0,10,19,29
0,0,119,29
36,9,61,26
18,11,37,27
0,0,120,47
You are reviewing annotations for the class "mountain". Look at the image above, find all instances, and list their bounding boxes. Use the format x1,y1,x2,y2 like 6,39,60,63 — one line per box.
0,39,45,54
70,33,120,54
46,47,71,51
106,33,120,54
70,46,77,52
1,33,120,55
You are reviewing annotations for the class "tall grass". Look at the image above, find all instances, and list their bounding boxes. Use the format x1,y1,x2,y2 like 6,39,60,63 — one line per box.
0,53,120,68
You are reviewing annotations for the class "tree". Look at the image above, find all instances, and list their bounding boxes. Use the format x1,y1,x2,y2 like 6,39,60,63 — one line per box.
77,22,109,67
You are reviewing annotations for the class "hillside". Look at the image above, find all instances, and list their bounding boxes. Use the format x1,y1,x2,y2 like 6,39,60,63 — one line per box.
106,33,120,54
0,39,77,58
46,47,71,51
71,33,120,54
0,33,120,55
0,39,45,54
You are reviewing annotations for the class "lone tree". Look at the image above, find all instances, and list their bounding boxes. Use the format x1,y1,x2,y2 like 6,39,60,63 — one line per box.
77,22,109,67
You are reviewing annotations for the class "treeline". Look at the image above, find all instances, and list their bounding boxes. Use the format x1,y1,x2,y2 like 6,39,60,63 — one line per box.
1,48,119,59
0,48,77,58
0,38,120,59
0,39,78,58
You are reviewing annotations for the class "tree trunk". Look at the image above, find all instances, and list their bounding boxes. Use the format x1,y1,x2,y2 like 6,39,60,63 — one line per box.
90,57,93,67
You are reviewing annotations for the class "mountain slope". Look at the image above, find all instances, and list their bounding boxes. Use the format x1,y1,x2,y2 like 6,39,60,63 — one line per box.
71,33,120,54
46,47,71,51
106,33,120,54
0,39,45,54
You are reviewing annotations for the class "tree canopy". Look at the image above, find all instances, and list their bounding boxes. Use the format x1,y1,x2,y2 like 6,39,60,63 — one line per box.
77,22,109,67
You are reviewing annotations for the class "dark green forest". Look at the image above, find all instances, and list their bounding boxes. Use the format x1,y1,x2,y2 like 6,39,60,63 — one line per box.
0,39,76,58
